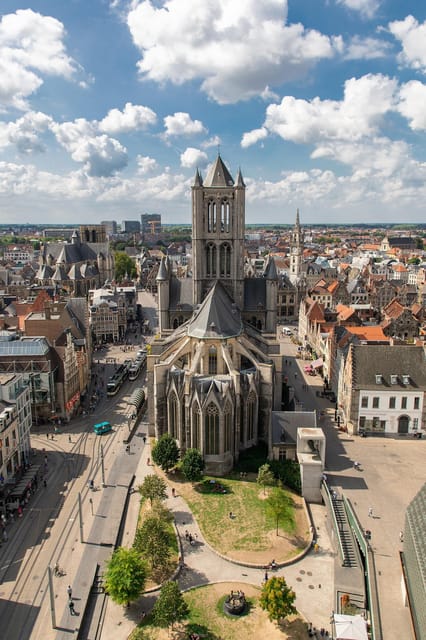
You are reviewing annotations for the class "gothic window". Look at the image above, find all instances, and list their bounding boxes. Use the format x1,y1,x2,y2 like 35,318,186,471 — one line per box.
206,243,217,277
247,392,256,441
207,200,217,232
205,403,219,454
220,200,230,232
224,402,232,452
169,392,178,438
208,345,217,375
220,243,231,278
192,404,201,449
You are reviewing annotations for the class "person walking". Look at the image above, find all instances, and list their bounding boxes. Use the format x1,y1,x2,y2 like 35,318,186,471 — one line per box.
67,585,72,599
68,599,75,615
399,530,404,542
264,571,268,582
368,506,373,518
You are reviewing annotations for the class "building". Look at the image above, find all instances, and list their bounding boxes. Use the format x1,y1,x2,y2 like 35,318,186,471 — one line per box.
121,220,141,234
0,372,32,483
88,287,127,344
339,344,426,436
101,220,118,236
149,156,282,475
141,213,162,235
403,483,426,640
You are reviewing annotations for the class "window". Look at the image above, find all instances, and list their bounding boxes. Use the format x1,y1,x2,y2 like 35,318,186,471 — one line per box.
359,416,366,430
401,397,407,409
413,418,419,430
220,243,231,278
205,403,219,455
361,397,368,408
375,374,383,384
414,397,420,410
192,405,200,449
224,403,232,452
247,393,256,441
206,243,217,277
390,375,398,385
402,375,410,385
278,448,287,461
169,393,178,438
389,397,396,409
208,346,217,375
372,397,379,409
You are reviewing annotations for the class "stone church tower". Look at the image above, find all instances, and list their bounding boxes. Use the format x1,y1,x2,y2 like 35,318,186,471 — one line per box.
289,208,304,281
149,156,282,476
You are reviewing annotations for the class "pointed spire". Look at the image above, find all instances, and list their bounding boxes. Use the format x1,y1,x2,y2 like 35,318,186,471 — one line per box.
203,155,234,187
235,167,245,187
193,168,203,187
295,208,300,228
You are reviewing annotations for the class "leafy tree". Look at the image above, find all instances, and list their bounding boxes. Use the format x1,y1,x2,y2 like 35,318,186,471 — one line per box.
138,474,168,506
268,459,302,494
257,463,275,495
104,547,147,607
180,448,205,483
152,433,179,472
134,516,171,571
151,499,174,523
260,576,297,623
152,580,189,632
265,487,295,536
115,251,136,280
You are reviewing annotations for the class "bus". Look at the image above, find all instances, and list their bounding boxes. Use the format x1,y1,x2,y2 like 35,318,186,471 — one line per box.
107,364,128,396
93,421,112,435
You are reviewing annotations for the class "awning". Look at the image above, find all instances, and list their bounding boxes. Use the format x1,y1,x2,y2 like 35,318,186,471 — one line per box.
128,388,145,411
311,357,324,369
334,614,368,640
304,365,313,371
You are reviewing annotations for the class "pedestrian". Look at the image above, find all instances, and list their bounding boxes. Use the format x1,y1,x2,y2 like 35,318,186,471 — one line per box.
68,599,75,615
147,457,150,465
67,585,72,599
43,479,47,488
143,435,146,444
188,533,193,545
2,529,8,542
185,529,189,540
171,487,176,497
314,543,319,553
46,433,49,439
68,435,72,443
368,507,373,518
264,571,268,582
399,530,404,542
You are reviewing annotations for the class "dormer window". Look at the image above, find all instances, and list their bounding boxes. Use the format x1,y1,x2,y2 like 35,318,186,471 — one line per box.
390,375,398,385
375,374,383,384
402,375,410,385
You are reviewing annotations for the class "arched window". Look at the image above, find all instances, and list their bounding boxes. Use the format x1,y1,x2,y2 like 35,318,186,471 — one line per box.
207,201,217,232
224,402,232,452
169,392,178,438
206,243,217,277
220,200,230,232
247,392,256,441
208,345,217,375
220,243,231,278
192,404,201,449
205,403,219,454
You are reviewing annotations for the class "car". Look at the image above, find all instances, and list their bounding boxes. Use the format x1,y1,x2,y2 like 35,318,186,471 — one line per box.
281,327,293,336
93,421,112,435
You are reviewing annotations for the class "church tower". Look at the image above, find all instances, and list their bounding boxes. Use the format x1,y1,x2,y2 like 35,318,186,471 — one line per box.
289,208,304,281
192,156,245,309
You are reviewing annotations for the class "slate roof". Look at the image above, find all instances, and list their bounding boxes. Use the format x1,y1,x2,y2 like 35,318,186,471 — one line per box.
187,281,243,339
352,345,426,388
244,278,267,310
203,155,234,188
405,482,426,592
271,411,317,446
169,277,193,311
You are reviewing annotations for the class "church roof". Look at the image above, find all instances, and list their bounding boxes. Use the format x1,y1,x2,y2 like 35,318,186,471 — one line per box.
264,256,278,280
203,155,234,188
187,281,243,339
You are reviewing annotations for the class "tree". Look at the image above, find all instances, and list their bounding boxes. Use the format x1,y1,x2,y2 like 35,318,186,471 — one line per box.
152,580,189,633
257,463,275,495
259,576,297,623
115,251,136,280
180,448,205,483
133,516,171,571
265,487,294,536
138,474,168,506
152,433,179,472
104,547,147,607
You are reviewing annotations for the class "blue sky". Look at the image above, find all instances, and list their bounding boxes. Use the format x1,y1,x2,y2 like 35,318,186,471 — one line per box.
0,0,425,225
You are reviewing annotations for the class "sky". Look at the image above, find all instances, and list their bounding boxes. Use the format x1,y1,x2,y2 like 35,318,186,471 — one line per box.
0,0,426,226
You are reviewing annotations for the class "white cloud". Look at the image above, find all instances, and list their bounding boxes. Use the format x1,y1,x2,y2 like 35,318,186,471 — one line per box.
0,111,52,153
51,119,128,177
201,135,221,150
397,81,426,130
336,0,381,19
127,0,338,103
99,102,157,134
389,15,426,73
180,147,208,168
136,155,158,174
0,9,78,111
343,36,391,60
241,127,268,148
262,74,397,144
164,112,206,137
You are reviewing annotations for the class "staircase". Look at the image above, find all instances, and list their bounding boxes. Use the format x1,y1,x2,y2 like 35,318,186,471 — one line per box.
332,495,359,568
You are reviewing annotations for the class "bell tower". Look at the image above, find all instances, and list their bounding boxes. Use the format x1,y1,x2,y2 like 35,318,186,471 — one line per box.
289,208,304,281
192,155,245,308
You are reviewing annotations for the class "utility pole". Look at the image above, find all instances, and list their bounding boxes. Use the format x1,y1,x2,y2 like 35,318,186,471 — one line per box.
101,444,105,486
78,492,83,543
47,566,56,628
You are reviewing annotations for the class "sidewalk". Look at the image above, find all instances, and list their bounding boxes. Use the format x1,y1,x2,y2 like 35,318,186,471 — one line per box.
101,443,335,640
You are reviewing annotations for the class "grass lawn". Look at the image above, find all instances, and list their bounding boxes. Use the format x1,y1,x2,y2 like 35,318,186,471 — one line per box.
166,472,309,563
129,582,309,640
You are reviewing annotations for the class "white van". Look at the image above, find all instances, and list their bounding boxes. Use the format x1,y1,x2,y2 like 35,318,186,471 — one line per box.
282,327,293,336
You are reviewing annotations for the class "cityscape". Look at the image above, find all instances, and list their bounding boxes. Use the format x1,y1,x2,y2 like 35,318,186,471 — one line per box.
1,1,426,640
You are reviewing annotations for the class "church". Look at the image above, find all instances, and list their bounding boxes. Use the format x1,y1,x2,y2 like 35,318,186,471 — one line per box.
147,156,282,475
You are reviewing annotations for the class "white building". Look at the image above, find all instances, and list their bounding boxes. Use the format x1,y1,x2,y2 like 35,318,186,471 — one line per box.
0,373,32,482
